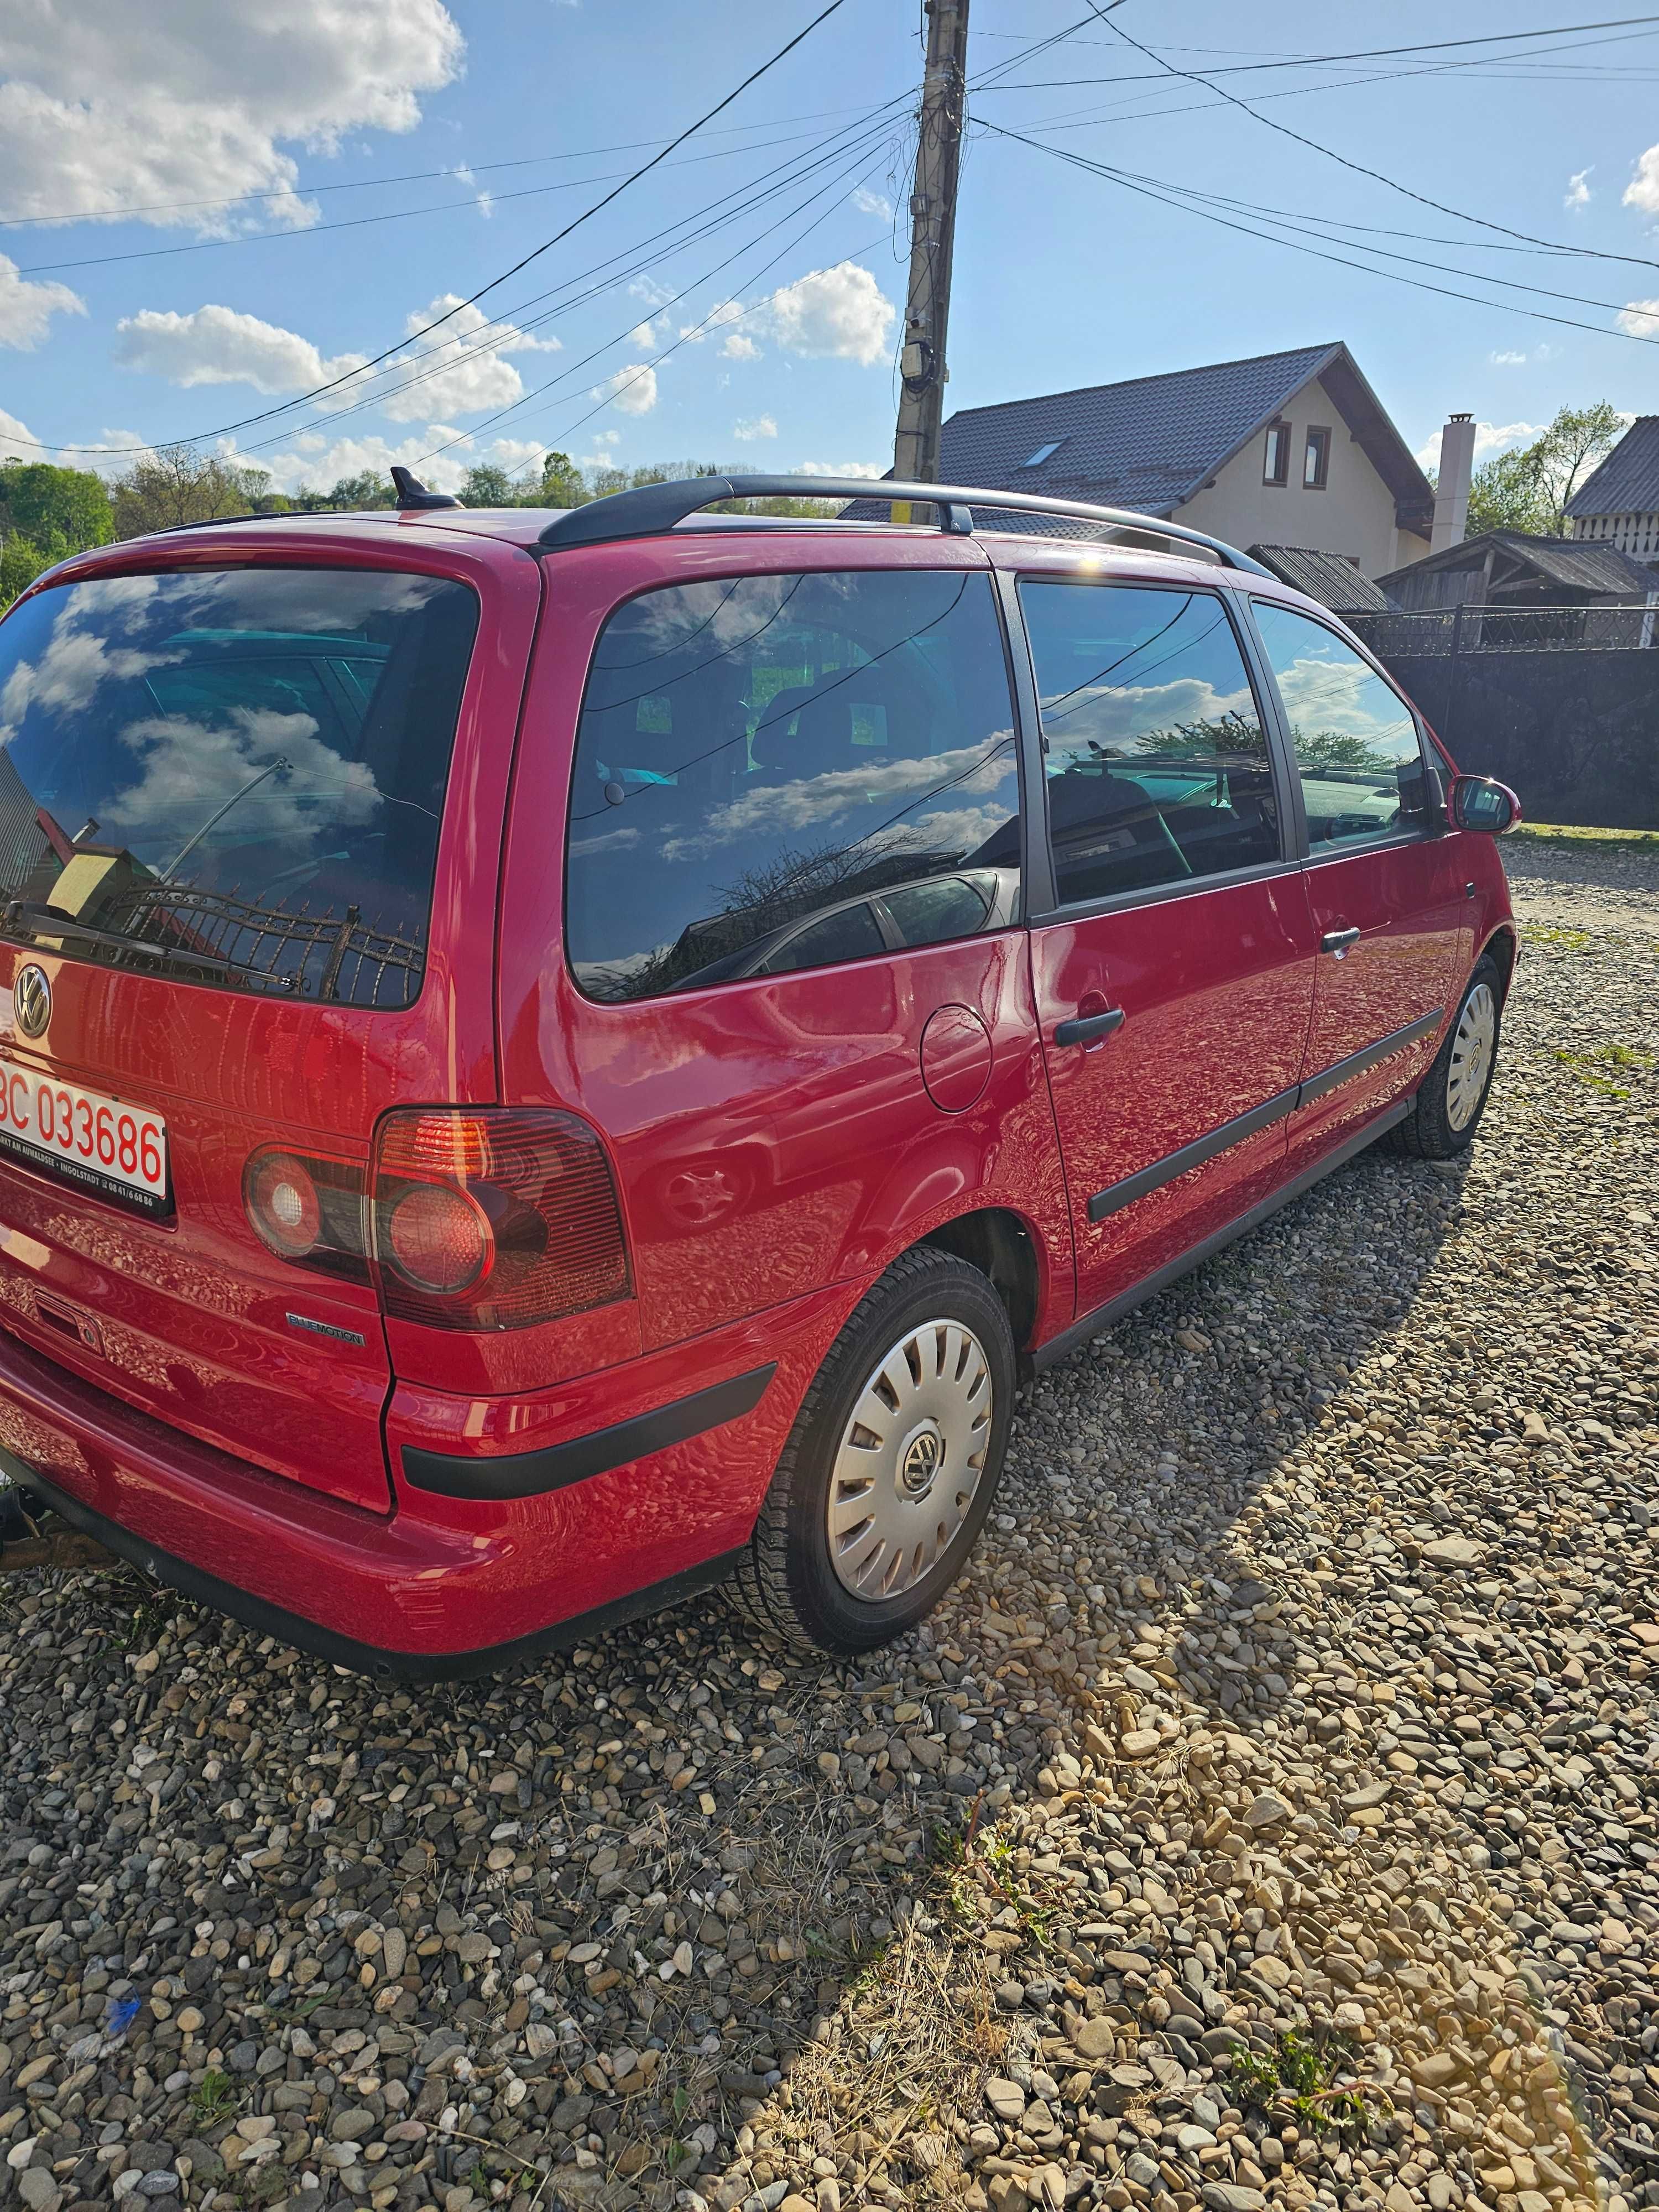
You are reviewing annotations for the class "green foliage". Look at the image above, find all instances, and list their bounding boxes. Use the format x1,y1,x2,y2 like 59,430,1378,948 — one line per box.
0,459,116,608
1226,2031,1385,2136
108,444,274,538
460,462,515,507
1464,400,1626,538
327,470,397,510
189,2069,242,2128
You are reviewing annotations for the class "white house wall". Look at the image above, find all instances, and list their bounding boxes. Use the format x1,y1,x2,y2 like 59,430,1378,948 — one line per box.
1172,375,1427,576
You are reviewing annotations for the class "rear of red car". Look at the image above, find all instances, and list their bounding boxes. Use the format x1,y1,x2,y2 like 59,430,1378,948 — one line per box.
0,519,641,1667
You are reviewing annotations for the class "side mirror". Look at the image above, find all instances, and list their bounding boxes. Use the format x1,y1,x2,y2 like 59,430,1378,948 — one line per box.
1449,775,1522,835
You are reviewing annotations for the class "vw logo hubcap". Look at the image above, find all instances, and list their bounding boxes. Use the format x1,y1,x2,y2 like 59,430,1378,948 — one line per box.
13,965,50,1040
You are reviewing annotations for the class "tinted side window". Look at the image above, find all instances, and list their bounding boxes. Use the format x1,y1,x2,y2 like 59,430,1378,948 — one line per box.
1251,601,1428,850
565,570,1020,1001
1020,581,1280,907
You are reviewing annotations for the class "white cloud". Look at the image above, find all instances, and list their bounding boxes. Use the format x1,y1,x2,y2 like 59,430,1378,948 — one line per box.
591,363,658,416
114,303,367,394
1626,148,1659,213
851,186,892,220
628,320,659,349
1489,350,1527,367
0,408,41,463
797,459,884,479
0,253,84,349
721,332,760,361
1618,297,1659,338
0,0,463,233
1412,419,1548,471
679,299,744,344
629,275,674,311
1564,167,1592,211
733,414,776,442
763,262,895,366
254,425,473,495
377,293,561,422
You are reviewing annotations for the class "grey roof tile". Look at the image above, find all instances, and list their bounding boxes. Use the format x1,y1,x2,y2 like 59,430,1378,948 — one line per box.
1564,417,1659,518
935,343,1343,515
1248,544,1391,613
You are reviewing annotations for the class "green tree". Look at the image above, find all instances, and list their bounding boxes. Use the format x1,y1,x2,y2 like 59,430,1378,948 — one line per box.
0,535,49,611
460,462,514,506
327,471,396,510
1463,401,1626,538
0,461,113,553
533,450,588,507
109,444,273,538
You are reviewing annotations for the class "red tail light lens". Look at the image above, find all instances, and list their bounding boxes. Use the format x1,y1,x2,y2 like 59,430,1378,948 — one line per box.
243,1147,367,1278
369,1108,630,1331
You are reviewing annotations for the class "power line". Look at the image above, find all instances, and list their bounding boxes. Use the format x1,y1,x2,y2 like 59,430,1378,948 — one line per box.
242,116,906,460
8,0,855,456
970,11,1659,82
0,107,888,231
10,130,857,280
1074,0,1659,275
985,123,1659,350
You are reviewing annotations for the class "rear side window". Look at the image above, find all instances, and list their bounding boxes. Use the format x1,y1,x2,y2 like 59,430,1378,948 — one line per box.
565,570,1020,1002
1020,580,1281,907
0,566,478,1007
1250,600,1428,849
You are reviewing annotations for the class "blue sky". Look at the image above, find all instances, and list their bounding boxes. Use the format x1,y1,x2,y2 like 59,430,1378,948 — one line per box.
4,0,1659,496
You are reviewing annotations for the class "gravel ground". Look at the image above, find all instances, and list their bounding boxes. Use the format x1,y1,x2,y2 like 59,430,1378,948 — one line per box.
0,847,1655,2212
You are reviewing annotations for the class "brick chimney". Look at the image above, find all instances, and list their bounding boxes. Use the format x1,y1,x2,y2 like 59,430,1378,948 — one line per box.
1431,413,1477,552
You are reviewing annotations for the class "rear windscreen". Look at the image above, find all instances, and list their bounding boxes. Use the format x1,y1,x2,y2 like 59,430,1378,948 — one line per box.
0,566,479,1008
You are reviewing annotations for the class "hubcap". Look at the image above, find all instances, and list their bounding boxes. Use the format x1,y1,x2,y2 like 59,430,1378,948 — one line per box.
1447,981,1497,1130
827,1319,994,1601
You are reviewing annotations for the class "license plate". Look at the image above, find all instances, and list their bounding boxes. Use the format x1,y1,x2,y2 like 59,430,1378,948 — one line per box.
0,1067,170,1216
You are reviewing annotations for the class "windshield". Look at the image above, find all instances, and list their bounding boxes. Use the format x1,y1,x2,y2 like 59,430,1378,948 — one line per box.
0,566,478,1008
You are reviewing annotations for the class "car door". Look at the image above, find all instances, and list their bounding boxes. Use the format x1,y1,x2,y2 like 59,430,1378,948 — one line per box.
1012,560,1317,1324
1248,599,1469,1172
499,544,1072,1353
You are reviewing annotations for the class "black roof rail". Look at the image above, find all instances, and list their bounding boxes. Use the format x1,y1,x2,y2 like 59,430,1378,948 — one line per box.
536,472,1273,574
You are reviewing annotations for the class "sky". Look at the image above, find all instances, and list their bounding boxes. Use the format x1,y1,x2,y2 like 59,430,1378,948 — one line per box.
3,0,1659,497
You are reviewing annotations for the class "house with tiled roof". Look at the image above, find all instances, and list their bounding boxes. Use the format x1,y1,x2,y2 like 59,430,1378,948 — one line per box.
924,342,1434,578
1564,415,1659,564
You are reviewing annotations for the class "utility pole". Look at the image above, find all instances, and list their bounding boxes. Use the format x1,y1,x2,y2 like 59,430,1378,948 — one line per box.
891,0,969,510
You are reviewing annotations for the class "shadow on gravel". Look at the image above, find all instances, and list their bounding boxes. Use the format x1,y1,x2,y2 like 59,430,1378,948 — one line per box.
0,1133,1587,2212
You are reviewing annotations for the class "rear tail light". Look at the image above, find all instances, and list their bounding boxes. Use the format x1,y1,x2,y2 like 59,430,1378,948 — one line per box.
243,1147,368,1280
369,1107,630,1331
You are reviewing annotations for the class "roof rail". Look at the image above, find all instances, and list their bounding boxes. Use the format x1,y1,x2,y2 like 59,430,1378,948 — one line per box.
536,473,1273,574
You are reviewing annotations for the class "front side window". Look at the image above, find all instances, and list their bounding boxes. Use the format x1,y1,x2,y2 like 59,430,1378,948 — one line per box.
1251,600,1430,849
565,569,1020,1002
1264,422,1290,486
1020,581,1281,908
0,566,478,1006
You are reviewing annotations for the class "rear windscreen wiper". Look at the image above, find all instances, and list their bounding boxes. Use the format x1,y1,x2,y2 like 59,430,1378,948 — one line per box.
2,901,237,974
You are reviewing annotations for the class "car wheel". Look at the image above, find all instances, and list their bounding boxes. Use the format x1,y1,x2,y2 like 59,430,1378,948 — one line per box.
731,1246,1015,1655
1385,954,1504,1161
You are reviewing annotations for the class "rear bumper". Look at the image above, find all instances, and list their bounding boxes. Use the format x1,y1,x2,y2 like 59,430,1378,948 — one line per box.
0,1281,857,1674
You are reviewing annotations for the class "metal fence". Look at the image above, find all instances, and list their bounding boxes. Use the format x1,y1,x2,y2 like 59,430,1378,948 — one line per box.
1350,601,1659,655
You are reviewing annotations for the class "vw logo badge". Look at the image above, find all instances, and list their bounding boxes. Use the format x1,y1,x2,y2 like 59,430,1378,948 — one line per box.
13,964,51,1040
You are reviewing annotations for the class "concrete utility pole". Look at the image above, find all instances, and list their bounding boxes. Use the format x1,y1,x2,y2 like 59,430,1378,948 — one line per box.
891,0,969,507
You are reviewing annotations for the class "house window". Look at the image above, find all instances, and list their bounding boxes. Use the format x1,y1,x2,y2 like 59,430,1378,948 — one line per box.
1303,426,1331,489
1263,421,1290,486
1020,439,1066,469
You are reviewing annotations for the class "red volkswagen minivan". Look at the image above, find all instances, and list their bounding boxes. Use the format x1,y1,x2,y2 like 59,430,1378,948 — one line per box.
0,474,1519,1673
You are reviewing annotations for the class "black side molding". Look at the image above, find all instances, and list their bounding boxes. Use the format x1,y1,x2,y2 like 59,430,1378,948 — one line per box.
1088,1085,1298,1223
1084,1009,1443,1223
9,1457,744,1681
1296,1008,1443,1106
1037,1095,1412,1374
400,1362,776,1501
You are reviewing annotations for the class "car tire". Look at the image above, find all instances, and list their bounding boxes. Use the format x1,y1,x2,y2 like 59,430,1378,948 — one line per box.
1385,954,1504,1161
731,1246,1015,1655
